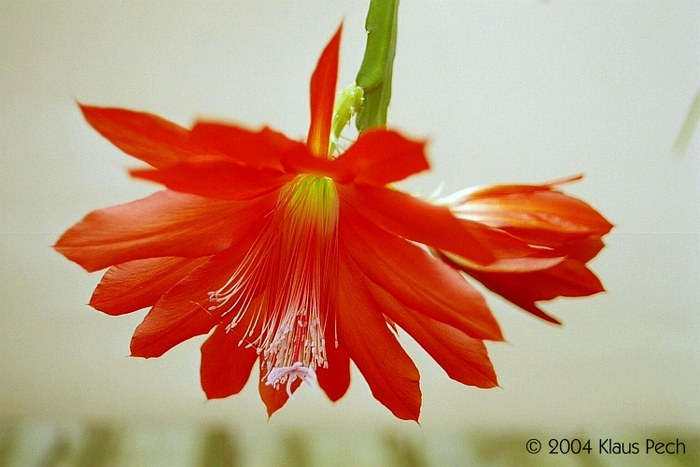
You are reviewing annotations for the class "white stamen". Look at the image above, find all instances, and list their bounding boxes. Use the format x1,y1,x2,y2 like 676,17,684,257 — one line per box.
265,361,318,399
204,175,339,398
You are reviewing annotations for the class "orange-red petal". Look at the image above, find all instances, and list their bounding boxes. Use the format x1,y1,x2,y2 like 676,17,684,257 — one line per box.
398,310,498,388
334,129,429,184
361,275,498,388
131,161,291,201
200,323,258,399
316,330,351,402
189,123,301,171
556,236,607,263
452,179,613,247
130,231,259,357
463,258,605,324
130,301,217,358
338,250,422,421
306,25,342,156
79,104,205,168
91,256,209,315
55,190,273,272
340,202,503,341
259,365,301,418
340,184,562,271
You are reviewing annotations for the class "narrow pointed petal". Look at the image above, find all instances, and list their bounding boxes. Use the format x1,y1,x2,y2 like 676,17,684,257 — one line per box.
200,324,258,399
316,331,351,402
360,272,498,388
130,235,258,358
259,366,301,418
91,256,208,315
335,129,429,184
338,252,421,421
130,302,217,358
190,123,302,171
79,104,204,168
131,161,291,201
340,184,562,270
450,174,584,200
306,25,342,156
55,190,273,272
557,236,606,263
340,202,503,341
464,258,606,324
397,310,498,388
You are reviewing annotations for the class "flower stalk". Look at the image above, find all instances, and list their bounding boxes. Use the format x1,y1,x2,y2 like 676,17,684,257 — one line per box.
355,0,400,132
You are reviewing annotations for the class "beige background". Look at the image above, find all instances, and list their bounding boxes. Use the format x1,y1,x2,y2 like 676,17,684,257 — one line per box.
1,0,698,440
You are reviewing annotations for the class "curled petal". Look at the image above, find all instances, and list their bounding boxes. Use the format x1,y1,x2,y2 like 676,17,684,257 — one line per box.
449,177,613,248
55,190,273,272
447,174,585,200
91,256,209,315
338,251,422,421
340,184,562,271
79,104,205,168
200,323,259,399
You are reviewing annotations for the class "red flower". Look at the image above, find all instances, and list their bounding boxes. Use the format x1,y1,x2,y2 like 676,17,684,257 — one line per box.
55,26,610,421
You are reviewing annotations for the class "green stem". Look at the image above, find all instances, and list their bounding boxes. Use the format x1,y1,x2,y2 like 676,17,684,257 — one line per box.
354,0,399,132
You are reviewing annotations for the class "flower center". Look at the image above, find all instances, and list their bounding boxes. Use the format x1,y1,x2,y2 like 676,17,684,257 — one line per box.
207,175,339,395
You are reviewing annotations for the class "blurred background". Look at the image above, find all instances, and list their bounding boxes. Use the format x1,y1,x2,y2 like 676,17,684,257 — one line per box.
1,1,698,465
